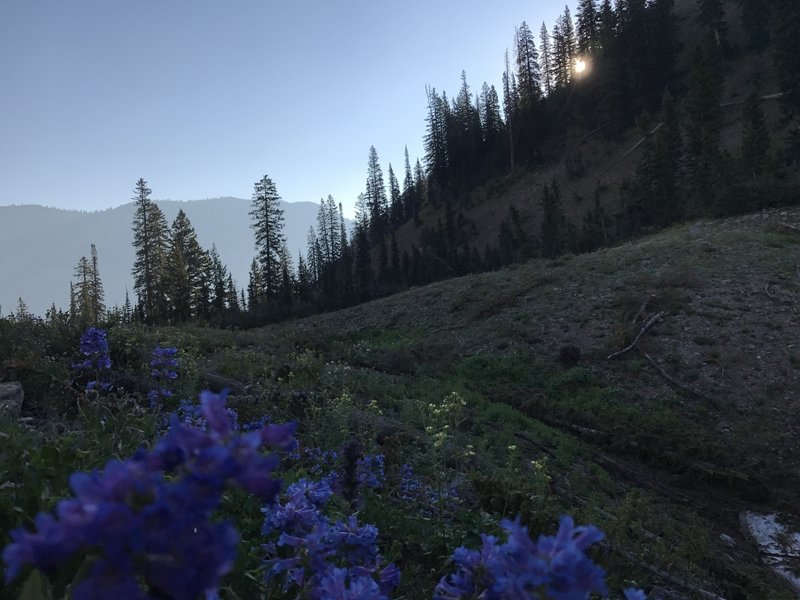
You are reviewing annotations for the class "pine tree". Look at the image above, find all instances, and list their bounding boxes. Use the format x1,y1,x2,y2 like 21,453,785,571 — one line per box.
208,245,228,316
365,146,389,243
249,175,286,299
401,146,417,220
686,48,722,164
424,86,450,188
740,91,771,176
539,23,554,96
576,0,600,56
131,178,169,323
552,7,577,88
225,274,239,313
515,22,541,108
697,0,727,48
247,258,263,310
502,50,518,169
166,209,208,320
773,0,800,129
72,255,92,325
541,181,567,258
89,244,105,322
388,165,404,230
628,117,683,227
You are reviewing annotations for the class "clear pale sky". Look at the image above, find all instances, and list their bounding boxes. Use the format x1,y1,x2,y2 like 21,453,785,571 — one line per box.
0,1,567,218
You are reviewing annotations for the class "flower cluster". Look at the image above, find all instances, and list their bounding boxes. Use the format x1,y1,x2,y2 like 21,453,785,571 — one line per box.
3,390,296,599
72,327,112,392
357,453,385,490
261,478,400,599
435,515,643,600
148,345,179,405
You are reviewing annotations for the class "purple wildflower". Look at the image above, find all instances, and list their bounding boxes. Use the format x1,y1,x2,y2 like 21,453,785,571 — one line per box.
2,390,296,598
72,327,112,393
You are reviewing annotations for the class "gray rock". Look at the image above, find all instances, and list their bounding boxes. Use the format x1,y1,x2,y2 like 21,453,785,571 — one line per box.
0,382,24,417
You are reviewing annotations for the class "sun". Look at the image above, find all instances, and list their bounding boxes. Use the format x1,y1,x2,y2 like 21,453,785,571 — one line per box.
575,58,588,74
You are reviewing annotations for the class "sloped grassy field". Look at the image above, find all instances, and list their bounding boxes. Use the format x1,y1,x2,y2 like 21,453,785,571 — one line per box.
2,209,799,598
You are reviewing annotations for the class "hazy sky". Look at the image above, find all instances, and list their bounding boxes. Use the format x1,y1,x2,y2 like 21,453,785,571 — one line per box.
0,1,567,217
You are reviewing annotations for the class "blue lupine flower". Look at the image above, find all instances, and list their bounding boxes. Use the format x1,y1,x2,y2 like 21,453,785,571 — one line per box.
435,516,609,600
2,390,296,598
357,454,385,489
149,345,179,406
72,327,112,393
261,476,400,599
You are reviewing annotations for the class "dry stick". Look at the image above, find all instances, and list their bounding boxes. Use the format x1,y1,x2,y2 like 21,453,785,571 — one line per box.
606,311,665,360
631,293,656,326
623,123,663,157
638,348,713,402
764,283,774,299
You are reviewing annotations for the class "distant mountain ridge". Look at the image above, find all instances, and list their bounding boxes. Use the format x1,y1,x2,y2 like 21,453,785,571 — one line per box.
0,197,330,316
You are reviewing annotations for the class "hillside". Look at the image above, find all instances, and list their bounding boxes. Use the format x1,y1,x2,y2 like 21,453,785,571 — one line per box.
220,208,800,596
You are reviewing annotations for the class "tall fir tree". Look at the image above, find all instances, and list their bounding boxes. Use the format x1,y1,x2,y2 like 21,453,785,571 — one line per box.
697,0,727,48
365,146,389,243
539,23,555,96
388,165,404,230
541,181,567,258
89,244,105,322
249,175,286,299
514,22,542,108
131,178,169,323
72,255,92,326
576,0,600,56
740,91,771,176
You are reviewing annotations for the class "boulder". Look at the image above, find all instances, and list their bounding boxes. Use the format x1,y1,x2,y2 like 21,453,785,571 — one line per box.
0,382,23,417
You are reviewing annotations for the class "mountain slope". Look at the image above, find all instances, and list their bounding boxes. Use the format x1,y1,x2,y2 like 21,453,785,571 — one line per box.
0,198,327,316
197,206,800,596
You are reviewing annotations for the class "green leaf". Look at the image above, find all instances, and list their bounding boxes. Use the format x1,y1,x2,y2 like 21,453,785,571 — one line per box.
18,569,51,600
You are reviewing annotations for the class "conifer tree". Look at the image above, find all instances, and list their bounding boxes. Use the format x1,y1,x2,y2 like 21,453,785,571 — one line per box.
686,47,722,169
208,245,228,316
424,87,450,188
541,181,567,258
72,255,92,325
773,0,800,130
306,226,320,284
249,175,286,299
247,258,263,311
388,165,404,230
697,0,727,48
365,146,389,243
740,91,771,176
89,244,105,322
401,147,417,220
502,51,518,169
225,274,239,313
552,7,577,88
166,209,208,321
576,0,600,56
131,178,169,323
539,23,554,96
514,22,541,108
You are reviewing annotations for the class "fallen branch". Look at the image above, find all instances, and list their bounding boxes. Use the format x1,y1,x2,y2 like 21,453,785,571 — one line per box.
607,311,664,360
631,294,656,326
623,123,663,157
764,283,774,299
638,349,714,402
